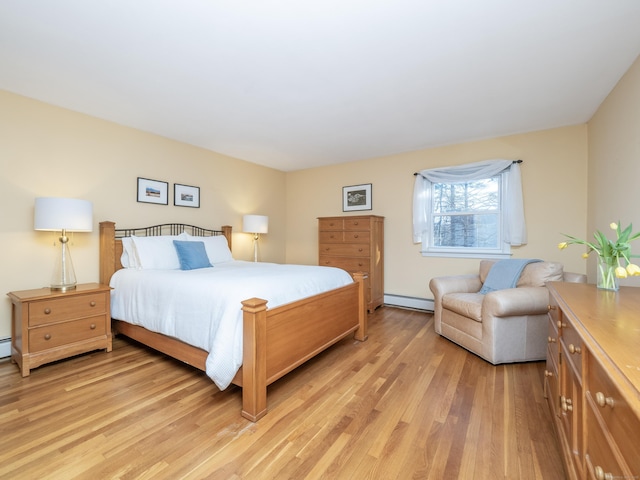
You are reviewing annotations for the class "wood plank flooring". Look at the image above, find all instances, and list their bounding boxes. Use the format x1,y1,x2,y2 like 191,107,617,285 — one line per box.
0,307,565,479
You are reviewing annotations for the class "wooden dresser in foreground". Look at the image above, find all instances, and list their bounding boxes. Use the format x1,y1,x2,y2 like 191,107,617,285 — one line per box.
318,215,384,312
545,282,640,480
8,283,112,376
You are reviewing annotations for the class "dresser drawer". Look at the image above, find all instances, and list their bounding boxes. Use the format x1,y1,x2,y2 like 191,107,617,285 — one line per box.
343,230,370,244
585,400,630,480
318,218,344,231
319,256,369,272
319,243,370,257
29,315,107,352
28,293,107,326
319,231,344,243
547,316,559,361
344,218,371,231
561,319,583,380
587,354,640,473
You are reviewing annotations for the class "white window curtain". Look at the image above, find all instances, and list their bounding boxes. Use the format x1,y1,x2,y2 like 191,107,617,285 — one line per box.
412,159,527,246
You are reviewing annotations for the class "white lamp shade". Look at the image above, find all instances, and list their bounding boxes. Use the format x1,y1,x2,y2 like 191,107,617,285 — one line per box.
34,197,93,232
242,214,268,234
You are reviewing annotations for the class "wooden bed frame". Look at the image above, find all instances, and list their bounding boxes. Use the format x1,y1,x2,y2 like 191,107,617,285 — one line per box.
99,221,367,421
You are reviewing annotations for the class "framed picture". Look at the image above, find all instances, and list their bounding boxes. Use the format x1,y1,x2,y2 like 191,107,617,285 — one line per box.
343,183,372,211
174,183,200,208
137,177,168,205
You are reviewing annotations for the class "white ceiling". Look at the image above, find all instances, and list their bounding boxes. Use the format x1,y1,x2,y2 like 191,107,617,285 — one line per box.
1,1,640,172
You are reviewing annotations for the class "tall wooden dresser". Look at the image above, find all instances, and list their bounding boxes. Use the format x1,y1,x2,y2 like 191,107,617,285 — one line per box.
545,282,640,480
318,215,384,312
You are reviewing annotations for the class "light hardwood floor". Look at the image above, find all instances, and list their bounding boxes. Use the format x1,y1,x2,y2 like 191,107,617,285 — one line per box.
0,307,565,479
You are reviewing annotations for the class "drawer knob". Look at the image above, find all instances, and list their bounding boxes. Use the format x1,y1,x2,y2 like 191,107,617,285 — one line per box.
561,396,573,413
90,323,96,330
547,336,556,343
44,308,51,315
90,301,96,307
548,305,556,311
358,248,363,252
544,370,553,378
595,391,615,409
353,234,359,238
44,333,51,341
568,344,581,355
594,466,613,480
353,221,359,225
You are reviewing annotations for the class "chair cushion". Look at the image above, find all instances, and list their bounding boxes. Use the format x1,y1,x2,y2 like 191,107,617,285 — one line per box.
442,292,484,322
479,260,563,287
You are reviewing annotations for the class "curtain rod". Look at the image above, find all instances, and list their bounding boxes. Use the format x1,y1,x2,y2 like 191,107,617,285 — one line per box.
413,159,523,176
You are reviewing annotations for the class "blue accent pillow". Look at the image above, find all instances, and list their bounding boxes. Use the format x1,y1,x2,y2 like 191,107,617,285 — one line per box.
173,240,212,270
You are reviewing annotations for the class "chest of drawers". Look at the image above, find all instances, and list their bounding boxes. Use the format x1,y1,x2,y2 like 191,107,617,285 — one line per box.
318,215,384,312
545,282,640,479
8,283,112,376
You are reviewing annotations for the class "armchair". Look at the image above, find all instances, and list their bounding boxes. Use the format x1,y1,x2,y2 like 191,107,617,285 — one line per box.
429,260,586,364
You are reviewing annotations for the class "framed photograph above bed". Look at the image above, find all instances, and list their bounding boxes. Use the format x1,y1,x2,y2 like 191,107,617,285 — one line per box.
137,177,168,205
343,183,372,211
174,183,200,208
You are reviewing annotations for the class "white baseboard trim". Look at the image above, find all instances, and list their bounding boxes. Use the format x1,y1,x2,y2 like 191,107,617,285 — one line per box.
0,338,10,359
384,294,434,312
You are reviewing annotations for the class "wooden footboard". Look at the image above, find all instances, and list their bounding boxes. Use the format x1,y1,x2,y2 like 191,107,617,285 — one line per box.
101,221,367,422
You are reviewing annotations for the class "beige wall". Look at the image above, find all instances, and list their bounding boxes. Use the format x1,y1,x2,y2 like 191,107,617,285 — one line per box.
285,125,589,300
0,90,287,339
587,54,640,286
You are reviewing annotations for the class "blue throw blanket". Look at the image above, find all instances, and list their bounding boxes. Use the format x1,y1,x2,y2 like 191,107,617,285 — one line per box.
479,259,542,294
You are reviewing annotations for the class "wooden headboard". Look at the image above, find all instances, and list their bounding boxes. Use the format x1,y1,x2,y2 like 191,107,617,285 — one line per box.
99,221,233,285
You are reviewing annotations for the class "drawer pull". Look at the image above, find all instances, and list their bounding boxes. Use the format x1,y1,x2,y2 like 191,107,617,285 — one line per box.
353,234,359,238
90,301,96,307
358,248,363,252
44,308,51,315
544,370,553,378
44,333,51,341
595,391,615,409
594,466,613,480
556,320,566,329
353,221,359,225
548,305,556,311
561,396,573,413
568,344,581,355
330,235,335,239
90,323,96,330
547,336,556,343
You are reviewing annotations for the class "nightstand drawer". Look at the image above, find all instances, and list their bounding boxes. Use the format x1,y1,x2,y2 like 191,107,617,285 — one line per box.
319,243,370,257
29,315,107,352
29,293,107,326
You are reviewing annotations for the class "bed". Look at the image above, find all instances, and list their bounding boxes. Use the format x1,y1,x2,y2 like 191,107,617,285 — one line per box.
99,221,367,421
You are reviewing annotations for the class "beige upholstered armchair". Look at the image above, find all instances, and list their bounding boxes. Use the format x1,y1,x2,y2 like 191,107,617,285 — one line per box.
429,260,587,364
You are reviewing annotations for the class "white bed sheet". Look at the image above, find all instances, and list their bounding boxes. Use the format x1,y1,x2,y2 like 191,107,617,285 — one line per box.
109,261,354,390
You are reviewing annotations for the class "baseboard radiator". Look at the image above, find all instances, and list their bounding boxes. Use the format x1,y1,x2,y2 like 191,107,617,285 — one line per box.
384,294,434,312
0,337,10,359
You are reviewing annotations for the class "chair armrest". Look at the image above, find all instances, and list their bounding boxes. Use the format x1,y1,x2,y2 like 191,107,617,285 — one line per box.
429,274,482,298
482,286,550,317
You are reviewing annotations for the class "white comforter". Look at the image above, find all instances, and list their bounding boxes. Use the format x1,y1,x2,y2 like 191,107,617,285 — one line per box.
109,261,353,390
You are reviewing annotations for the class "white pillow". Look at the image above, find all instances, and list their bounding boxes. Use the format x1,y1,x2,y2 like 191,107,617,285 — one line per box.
186,234,233,264
120,237,139,268
131,233,187,269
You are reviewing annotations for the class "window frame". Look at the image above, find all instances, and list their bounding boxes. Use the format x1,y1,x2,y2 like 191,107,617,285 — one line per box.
420,171,512,259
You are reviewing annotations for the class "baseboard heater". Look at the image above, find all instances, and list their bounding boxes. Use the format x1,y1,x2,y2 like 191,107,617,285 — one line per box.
384,294,434,312
0,337,10,359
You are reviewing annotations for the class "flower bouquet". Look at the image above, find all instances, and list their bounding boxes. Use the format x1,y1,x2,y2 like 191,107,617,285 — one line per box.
559,222,640,290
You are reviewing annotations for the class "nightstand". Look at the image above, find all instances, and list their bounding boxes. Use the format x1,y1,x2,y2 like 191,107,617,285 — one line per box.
7,283,112,376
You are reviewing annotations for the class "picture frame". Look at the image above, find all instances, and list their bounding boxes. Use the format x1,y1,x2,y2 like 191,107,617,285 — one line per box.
174,183,200,208
137,177,168,205
343,183,372,211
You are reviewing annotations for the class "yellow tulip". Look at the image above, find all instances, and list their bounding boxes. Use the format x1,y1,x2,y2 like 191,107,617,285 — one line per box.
626,263,640,276
558,242,568,250
615,266,628,278
610,222,618,230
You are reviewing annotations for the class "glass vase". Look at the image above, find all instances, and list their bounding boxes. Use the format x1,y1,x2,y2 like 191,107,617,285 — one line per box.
597,258,619,291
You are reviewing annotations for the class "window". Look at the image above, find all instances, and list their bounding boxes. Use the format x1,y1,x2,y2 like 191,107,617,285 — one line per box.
413,159,527,255
423,172,511,257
